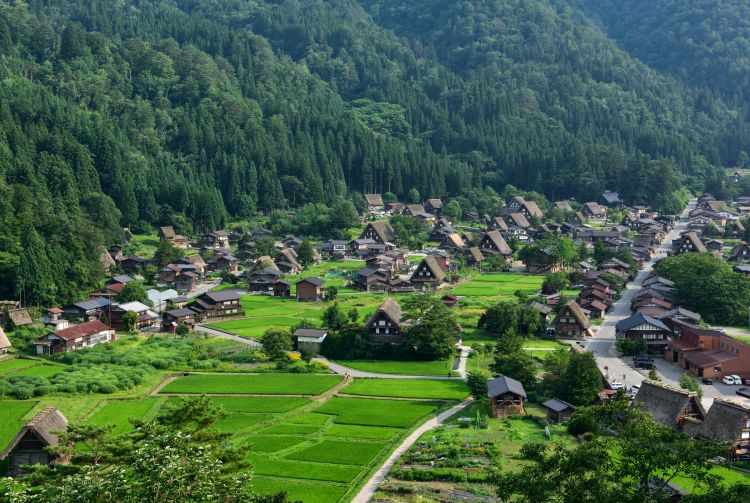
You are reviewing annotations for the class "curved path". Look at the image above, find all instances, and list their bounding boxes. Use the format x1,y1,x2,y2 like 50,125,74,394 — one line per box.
194,325,262,348
351,397,475,503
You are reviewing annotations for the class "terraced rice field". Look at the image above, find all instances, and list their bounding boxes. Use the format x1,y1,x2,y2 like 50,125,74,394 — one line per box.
335,358,455,376
450,272,544,297
344,378,469,400
87,398,163,435
159,373,342,395
0,401,38,448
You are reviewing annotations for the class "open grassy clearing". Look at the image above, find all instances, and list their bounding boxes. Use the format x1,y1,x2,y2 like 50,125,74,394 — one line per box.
251,476,349,503
316,397,441,428
248,454,362,483
345,378,469,400
285,439,387,466
11,364,67,378
211,413,269,433
0,359,38,374
257,423,322,435
450,273,544,297
335,358,455,376
0,401,37,447
87,398,163,435
159,373,342,395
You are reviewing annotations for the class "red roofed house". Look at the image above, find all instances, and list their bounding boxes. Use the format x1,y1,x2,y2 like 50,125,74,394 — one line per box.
34,320,115,355
666,323,750,380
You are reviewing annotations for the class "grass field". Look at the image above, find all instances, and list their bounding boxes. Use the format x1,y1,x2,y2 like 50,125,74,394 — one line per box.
316,397,441,428
344,378,469,400
207,294,383,339
159,373,342,395
335,358,455,376
450,273,544,297
0,359,38,374
324,424,400,440
251,477,349,503
211,413,269,433
87,398,162,435
285,439,386,466
0,401,37,448
209,396,312,413
11,364,66,378
257,423,322,435
248,454,362,483
243,435,308,453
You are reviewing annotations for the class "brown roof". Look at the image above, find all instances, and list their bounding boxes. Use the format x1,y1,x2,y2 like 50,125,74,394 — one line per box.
5,309,32,326
507,212,531,228
490,216,509,231
415,256,446,282
405,204,427,216
0,327,11,350
523,200,543,219
443,233,465,248
698,399,750,442
366,221,396,242
51,320,111,341
159,226,176,239
556,300,592,329
588,300,608,313
555,201,573,212
365,194,384,206
366,298,403,329
425,198,443,209
1,407,68,459
634,380,706,427
467,247,484,262
682,232,707,253
99,247,116,269
482,231,513,255
683,350,739,368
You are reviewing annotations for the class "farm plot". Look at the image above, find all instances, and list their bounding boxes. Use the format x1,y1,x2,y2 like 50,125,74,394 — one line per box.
242,435,308,453
0,401,37,448
210,396,311,413
450,273,543,298
323,424,400,440
285,439,387,466
0,359,38,374
11,364,66,378
87,398,162,435
344,378,469,400
315,397,441,428
251,477,348,503
211,413,268,433
335,358,454,376
159,373,341,395
248,454,362,483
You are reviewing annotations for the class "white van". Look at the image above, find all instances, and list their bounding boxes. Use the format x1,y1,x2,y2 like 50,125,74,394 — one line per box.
723,375,742,385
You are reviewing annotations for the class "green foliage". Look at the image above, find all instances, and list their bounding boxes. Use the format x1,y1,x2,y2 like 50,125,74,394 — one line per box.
403,295,460,360
616,337,648,357
321,302,348,331
479,301,544,337
466,371,489,400
154,240,185,268
122,311,139,332
390,214,430,249
490,336,538,389
542,271,570,295
679,374,703,400
657,253,750,324
260,328,293,360
556,352,602,406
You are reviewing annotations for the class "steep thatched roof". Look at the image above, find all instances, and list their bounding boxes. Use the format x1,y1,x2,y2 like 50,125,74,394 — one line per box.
0,327,11,350
698,399,750,441
366,221,396,242
633,380,706,427
99,247,116,270
1,407,68,459
366,298,403,329
365,194,384,206
3,309,32,327
415,256,446,282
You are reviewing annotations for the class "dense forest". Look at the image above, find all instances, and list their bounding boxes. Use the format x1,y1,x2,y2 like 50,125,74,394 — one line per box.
0,0,749,305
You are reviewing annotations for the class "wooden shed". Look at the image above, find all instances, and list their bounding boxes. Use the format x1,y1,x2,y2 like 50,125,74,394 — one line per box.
488,376,527,418
1,407,68,476
542,398,576,424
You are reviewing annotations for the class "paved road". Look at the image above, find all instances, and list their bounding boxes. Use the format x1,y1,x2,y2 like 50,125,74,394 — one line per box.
583,199,750,409
350,398,475,503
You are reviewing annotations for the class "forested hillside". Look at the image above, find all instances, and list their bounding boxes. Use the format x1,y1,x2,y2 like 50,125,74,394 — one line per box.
562,0,750,166
0,0,749,304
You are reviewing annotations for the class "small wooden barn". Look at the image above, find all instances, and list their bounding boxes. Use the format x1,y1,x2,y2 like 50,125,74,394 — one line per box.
542,398,577,424
488,376,527,418
1,407,68,476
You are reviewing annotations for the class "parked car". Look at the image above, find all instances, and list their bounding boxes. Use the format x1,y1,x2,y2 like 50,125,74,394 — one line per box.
610,380,624,390
701,378,713,385
731,375,743,385
723,375,742,385
736,388,750,399
743,378,750,386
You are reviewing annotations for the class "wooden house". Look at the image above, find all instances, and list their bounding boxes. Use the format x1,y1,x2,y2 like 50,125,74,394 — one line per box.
0,407,68,477
666,323,750,380
552,301,593,338
507,196,543,220
109,302,158,331
34,320,115,355
555,201,573,213
440,232,465,251
207,252,239,273
424,198,443,215
88,282,126,301
581,202,607,220
321,239,350,259
488,216,509,232
697,399,750,461
505,212,531,229
0,327,11,355
674,232,707,255
175,272,198,293
542,398,576,424
488,376,527,418
410,256,446,291
465,247,485,268
522,247,564,274
189,291,243,320
354,268,391,292
119,255,148,273
360,221,396,245
202,230,230,249
615,314,673,355
365,298,405,344
161,308,197,333
404,204,433,221
296,277,325,302
730,242,750,262
365,194,384,212
275,248,302,274
63,298,112,323
633,380,706,428
247,267,285,294
478,231,513,257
